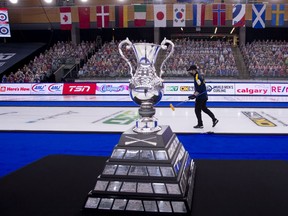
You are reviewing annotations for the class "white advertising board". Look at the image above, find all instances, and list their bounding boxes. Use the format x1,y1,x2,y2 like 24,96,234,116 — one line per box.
96,83,130,95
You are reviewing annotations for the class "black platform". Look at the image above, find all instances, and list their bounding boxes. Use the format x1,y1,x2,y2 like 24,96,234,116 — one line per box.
0,155,288,216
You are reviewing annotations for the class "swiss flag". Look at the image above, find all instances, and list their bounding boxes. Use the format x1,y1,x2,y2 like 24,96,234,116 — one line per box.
60,7,72,30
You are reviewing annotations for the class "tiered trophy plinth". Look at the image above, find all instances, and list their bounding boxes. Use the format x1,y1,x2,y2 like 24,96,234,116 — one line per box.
82,125,196,216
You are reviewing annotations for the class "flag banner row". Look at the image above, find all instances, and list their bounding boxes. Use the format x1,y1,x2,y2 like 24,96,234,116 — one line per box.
59,4,287,30
0,8,11,37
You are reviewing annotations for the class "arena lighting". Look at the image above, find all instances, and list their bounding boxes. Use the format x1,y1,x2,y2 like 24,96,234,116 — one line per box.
80,0,88,2
214,27,217,34
44,0,53,3
230,27,235,34
9,0,18,4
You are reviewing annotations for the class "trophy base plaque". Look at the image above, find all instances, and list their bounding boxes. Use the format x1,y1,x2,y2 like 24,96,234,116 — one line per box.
82,126,196,216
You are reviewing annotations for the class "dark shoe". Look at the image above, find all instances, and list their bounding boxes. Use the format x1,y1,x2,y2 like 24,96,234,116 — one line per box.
212,119,219,127
194,125,203,129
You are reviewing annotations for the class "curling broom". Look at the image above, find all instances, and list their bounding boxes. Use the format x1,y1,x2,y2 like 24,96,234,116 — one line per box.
170,90,209,111
169,100,189,111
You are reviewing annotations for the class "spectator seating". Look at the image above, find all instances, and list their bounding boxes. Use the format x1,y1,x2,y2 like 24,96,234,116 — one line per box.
2,41,96,83
240,40,288,78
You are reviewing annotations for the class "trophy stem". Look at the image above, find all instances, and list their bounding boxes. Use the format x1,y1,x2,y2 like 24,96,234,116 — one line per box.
133,101,161,134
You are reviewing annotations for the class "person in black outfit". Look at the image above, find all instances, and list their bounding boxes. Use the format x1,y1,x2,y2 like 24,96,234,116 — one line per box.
187,65,219,129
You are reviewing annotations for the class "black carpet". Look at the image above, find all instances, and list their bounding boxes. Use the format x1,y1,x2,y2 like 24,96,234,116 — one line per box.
0,155,288,216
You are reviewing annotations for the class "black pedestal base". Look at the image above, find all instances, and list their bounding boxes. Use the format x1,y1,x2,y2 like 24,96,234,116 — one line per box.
82,126,196,215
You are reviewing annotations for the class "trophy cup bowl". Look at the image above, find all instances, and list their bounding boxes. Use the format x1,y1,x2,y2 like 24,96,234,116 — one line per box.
119,38,174,134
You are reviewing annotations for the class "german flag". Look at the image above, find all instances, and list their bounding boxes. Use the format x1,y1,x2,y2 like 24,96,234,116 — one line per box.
115,5,128,28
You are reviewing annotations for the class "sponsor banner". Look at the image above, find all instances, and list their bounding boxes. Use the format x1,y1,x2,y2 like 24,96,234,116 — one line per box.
47,83,64,94
30,83,63,95
270,84,288,96
96,83,129,95
235,83,270,95
164,83,235,95
206,83,235,95
0,83,31,94
164,83,194,95
63,83,96,95
30,83,47,94
0,82,287,96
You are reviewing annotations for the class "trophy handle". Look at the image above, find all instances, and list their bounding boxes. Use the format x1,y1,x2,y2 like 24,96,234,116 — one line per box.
159,38,174,78
118,37,134,77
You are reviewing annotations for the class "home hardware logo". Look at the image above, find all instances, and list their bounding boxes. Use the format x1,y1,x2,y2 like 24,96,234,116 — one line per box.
242,111,276,127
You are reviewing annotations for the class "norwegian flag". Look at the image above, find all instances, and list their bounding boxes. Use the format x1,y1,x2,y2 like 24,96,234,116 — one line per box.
96,6,109,28
59,7,72,30
212,4,226,26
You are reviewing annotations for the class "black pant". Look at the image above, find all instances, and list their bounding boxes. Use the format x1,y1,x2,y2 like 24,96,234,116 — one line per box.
195,98,216,126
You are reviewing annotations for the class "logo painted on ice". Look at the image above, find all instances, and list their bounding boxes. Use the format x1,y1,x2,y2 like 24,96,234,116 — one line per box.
103,111,138,125
242,111,276,127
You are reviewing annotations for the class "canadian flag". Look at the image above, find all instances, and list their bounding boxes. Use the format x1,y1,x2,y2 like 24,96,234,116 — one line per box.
60,7,72,30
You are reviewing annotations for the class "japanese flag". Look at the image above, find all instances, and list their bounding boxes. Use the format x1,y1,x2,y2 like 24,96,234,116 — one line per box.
154,5,166,27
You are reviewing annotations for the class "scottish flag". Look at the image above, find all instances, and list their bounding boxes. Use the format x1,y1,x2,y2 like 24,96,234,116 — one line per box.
252,4,266,28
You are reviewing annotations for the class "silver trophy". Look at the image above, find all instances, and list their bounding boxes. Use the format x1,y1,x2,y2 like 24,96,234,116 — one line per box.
118,38,174,133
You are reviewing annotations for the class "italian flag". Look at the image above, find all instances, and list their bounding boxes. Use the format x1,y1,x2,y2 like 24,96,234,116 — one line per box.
134,5,146,27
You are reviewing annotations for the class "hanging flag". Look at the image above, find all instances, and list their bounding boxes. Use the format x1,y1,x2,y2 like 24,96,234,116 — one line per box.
115,5,128,28
271,4,284,27
252,4,266,28
212,4,226,26
59,7,72,30
173,4,186,27
0,8,9,23
78,7,90,29
232,4,245,27
0,23,11,37
154,4,166,27
193,4,205,27
96,6,109,28
134,5,146,27
0,8,11,37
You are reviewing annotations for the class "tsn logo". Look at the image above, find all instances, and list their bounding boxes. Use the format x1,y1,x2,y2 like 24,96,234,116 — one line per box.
69,86,91,92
